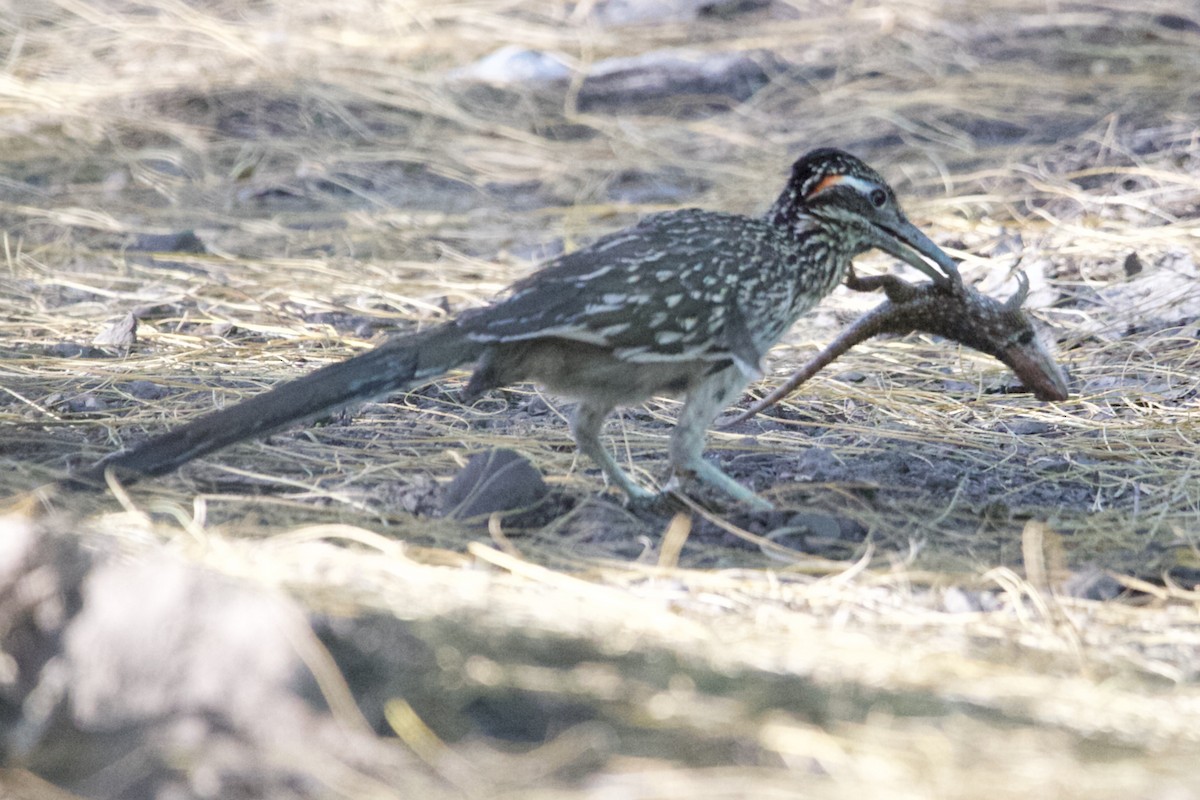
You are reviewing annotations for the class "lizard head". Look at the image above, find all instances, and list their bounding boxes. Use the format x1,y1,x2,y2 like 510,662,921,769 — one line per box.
945,272,1069,401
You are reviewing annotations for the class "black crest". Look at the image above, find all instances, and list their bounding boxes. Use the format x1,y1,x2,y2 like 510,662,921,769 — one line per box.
769,148,878,226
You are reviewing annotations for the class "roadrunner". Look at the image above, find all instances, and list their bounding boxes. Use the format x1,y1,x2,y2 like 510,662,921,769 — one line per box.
78,149,962,508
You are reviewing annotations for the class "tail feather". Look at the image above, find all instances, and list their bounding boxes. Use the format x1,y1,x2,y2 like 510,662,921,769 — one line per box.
72,323,482,486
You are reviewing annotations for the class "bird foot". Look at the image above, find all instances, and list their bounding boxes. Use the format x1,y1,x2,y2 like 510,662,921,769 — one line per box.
664,470,775,512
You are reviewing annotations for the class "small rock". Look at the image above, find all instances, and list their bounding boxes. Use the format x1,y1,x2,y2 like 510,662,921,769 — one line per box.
577,49,774,113
442,449,548,520
793,446,841,482
519,395,554,417
66,393,109,413
451,46,570,86
1123,251,1144,277
127,230,208,254
588,0,769,25
210,320,235,338
92,313,137,348
1157,13,1200,32
449,46,775,117
1002,420,1055,436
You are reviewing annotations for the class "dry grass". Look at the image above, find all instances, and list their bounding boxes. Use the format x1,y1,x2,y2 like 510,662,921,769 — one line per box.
2,0,1200,796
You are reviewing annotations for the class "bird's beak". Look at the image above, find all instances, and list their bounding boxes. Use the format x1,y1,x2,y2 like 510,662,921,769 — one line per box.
996,339,1070,402
872,219,960,285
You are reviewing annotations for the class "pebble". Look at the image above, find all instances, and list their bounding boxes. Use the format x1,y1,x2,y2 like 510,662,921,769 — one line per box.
449,45,570,86
452,46,775,114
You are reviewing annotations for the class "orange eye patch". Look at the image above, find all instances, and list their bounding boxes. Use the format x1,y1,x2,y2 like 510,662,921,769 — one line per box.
805,173,844,198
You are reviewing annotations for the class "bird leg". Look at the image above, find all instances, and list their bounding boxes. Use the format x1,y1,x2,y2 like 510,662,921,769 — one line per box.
670,366,773,510
569,400,659,505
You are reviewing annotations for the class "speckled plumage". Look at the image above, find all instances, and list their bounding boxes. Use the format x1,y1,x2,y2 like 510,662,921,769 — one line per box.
459,211,839,377
75,149,961,508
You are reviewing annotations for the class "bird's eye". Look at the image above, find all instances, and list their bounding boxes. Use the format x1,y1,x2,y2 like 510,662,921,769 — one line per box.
869,188,887,208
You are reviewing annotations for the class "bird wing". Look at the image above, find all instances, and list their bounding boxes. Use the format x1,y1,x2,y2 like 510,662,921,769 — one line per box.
459,210,803,370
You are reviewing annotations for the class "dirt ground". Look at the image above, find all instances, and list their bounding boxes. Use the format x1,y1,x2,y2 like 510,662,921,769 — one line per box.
1,1,1199,798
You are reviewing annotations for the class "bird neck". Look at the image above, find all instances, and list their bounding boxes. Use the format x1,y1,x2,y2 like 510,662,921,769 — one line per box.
766,185,804,232
766,192,856,250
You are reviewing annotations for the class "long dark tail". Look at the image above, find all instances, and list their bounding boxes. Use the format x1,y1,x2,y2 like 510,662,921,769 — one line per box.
70,322,483,487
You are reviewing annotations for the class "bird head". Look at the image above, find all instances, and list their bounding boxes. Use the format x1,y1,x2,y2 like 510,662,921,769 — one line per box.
772,148,960,287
